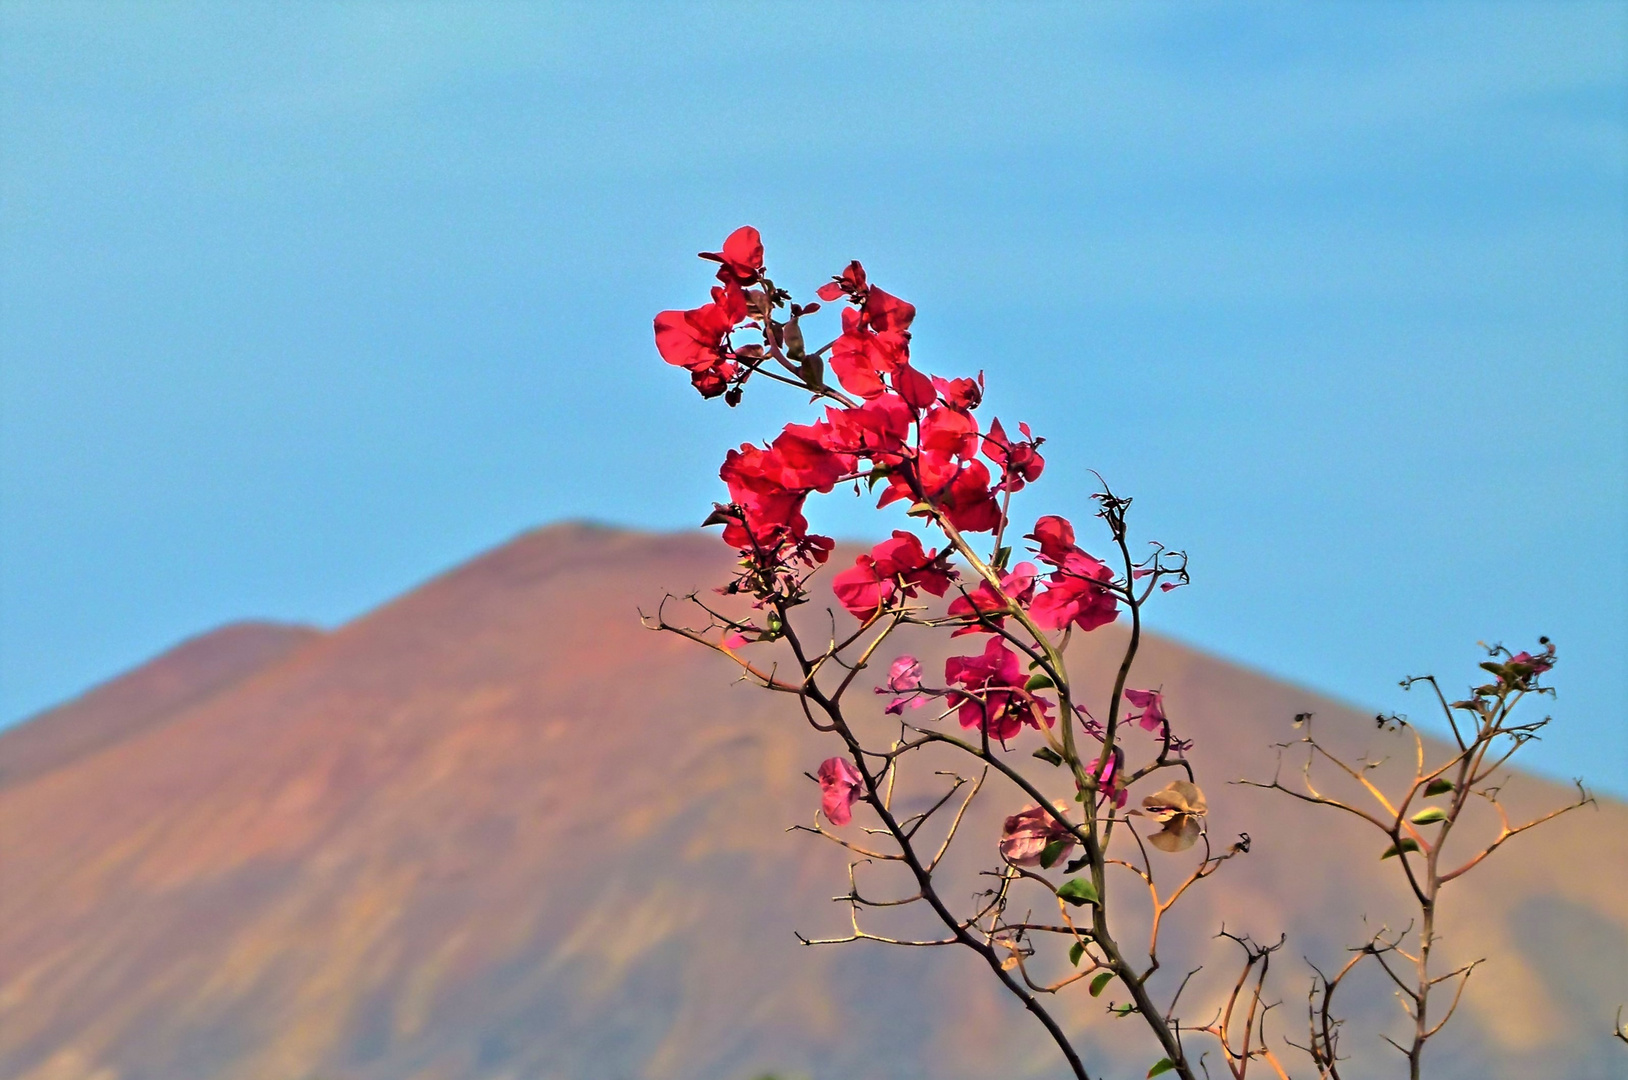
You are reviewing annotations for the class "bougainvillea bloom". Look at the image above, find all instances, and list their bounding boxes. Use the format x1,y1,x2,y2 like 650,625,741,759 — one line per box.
1139,780,1207,852
983,418,1045,492
1026,515,1119,632
830,307,911,399
816,260,868,302
946,562,1038,636
933,373,984,412
877,655,929,714
718,443,813,548
817,756,865,826
999,801,1077,866
1091,745,1128,809
653,281,748,397
818,394,913,463
832,531,956,619
1123,689,1167,733
945,637,1051,742
698,226,765,285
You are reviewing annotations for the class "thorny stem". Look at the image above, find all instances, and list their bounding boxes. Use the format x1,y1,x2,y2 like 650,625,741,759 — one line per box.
1246,649,1592,1077
652,276,1231,1080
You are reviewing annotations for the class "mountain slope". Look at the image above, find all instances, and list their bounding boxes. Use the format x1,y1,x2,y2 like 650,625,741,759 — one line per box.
1,525,1621,1080
0,621,320,790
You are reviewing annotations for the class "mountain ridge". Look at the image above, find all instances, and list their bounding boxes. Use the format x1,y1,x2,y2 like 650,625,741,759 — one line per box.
2,523,1621,1080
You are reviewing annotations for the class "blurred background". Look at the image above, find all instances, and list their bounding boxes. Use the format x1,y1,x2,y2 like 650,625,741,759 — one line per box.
2,2,1624,787
2,6,1626,1080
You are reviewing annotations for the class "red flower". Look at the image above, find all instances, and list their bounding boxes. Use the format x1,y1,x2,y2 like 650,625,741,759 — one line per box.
920,405,981,460
936,460,1003,533
831,307,911,399
933,373,983,412
893,362,936,411
767,422,853,494
817,260,868,302
819,394,913,463
698,226,765,285
946,562,1038,636
944,637,1051,742
983,418,1045,492
817,756,864,826
862,285,915,334
1026,516,1119,632
654,281,748,398
718,443,812,549
832,531,956,619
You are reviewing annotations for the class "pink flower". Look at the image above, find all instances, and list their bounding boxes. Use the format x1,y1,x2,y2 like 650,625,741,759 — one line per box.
1091,745,1128,809
818,756,865,825
1123,688,1167,733
945,637,1052,742
877,655,928,714
999,801,1076,866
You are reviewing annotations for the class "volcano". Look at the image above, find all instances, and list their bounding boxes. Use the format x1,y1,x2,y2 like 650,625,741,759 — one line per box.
2,524,1622,1080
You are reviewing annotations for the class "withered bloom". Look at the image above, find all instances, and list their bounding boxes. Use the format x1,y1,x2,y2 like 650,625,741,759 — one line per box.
1139,780,1207,852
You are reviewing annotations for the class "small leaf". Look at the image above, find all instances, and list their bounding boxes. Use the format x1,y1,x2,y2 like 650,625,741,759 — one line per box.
1026,672,1056,692
1056,878,1100,906
1381,838,1421,860
1040,839,1067,869
1411,806,1448,825
1148,1058,1176,1078
907,501,935,518
1068,942,1086,967
1064,854,1091,874
1089,971,1114,997
993,545,1012,571
1424,778,1454,797
1032,746,1064,767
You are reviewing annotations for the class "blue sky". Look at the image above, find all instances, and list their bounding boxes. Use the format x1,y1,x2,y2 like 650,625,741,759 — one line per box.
2,2,1624,792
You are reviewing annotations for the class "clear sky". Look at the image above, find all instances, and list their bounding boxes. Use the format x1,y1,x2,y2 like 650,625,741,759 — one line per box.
2,3,1624,793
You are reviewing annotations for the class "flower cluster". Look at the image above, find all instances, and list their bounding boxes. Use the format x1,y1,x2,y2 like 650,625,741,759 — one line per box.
654,227,1175,815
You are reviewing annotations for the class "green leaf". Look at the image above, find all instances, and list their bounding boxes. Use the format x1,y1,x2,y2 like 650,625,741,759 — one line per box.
1068,942,1086,967
1147,1058,1177,1078
1031,746,1064,767
1040,839,1068,869
1089,971,1114,997
993,545,1012,571
907,501,935,518
1410,806,1448,825
1381,838,1421,860
1424,778,1454,797
1026,672,1056,692
1056,878,1100,906
1064,854,1090,874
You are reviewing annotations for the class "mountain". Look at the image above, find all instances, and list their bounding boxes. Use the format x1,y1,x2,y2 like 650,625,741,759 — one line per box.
1,524,1621,1080
0,621,320,791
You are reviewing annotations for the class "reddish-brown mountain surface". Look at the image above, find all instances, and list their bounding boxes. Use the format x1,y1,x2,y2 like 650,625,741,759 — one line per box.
1,524,1622,1080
